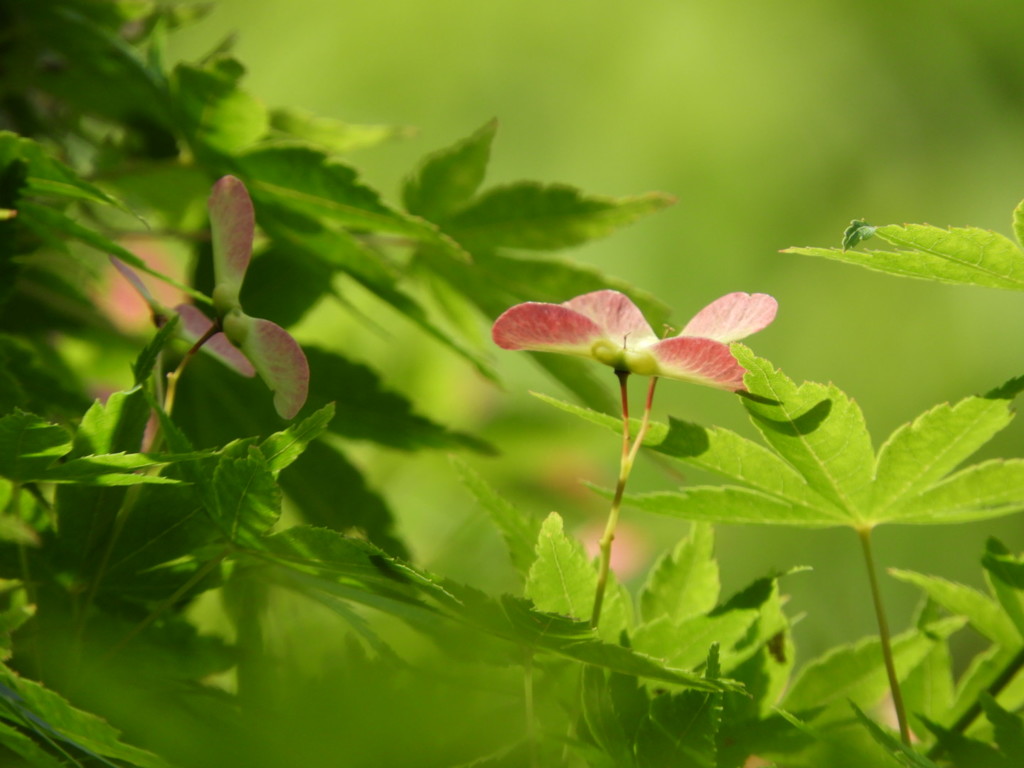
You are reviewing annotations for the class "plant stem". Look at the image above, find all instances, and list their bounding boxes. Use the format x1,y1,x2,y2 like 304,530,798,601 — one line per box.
858,526,911,744
524,651,538,768
590,376,658,629
163,321,219,418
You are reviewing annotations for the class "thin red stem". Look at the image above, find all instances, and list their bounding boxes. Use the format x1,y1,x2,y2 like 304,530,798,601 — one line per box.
590,375,659,629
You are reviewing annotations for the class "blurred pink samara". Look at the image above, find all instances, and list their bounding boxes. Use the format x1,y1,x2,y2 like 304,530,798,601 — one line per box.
492,290,777,391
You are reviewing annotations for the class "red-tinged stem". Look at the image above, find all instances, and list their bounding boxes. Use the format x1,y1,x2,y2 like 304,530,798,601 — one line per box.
163,321,219,417
858,526,911,744
590,375,658,629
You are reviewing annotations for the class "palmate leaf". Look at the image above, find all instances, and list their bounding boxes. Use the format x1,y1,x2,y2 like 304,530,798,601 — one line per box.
524,512,630,643
785,216,1024,291
0,410,72,481
173,58,268,155
444,182,675,251
734,345,875,518
236,143,448,245
783,617,965,718
269,108,411,154
889,569,1020,647
538,357,1024,530
871,391,1020,515
403,119,497,221
532,392,830,511
639,522,719,624
0,131,131,212
885,460,1024,524
208,447,281,547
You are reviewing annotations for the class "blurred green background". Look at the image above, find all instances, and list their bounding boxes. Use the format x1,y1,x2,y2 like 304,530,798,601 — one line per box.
168,0,1024,658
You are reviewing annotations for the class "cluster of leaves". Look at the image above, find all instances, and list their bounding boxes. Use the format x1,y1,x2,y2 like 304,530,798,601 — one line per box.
1,1,1024,767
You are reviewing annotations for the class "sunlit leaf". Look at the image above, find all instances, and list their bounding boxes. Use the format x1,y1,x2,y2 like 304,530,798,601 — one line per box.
783,617,965,716
887,460,1024,524
786,222,1024,291
872,393,1017,515
258,403,334,475
639,523,719,623
734,345,875,518
524,512,629,642
533,392,829,510
208,447,281,546
890,569,1020,646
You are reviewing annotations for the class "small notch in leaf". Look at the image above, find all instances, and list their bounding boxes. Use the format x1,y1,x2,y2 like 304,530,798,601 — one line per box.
842,220,876,251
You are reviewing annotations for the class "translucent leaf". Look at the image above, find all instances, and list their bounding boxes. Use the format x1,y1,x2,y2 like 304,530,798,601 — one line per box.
524,512,629,642
901,601,956,741
639,523,720,623
445,181,674,250
37,453,186,485
173,58,268,155
735,345,875,519
889,569,1020,646
633,610,759,673
258,403,335,475
783,617,965,716
886,459,1024,524
403,119,497,221
635,645,723,767
467,593,739,693
786,222,1024,291
619,485,850,528
452,457,539,576
208,447,281,546
269,108,411,154
633,576,779,672
1013,197,1024,251
872,394,1017,515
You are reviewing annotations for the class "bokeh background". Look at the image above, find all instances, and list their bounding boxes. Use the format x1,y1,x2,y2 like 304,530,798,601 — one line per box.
168,0,1024,659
